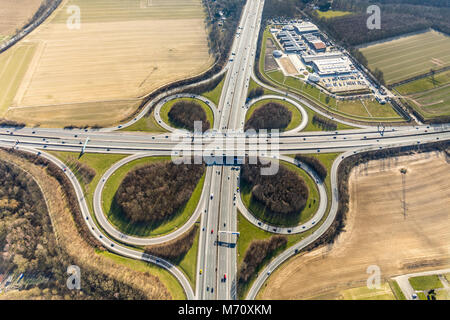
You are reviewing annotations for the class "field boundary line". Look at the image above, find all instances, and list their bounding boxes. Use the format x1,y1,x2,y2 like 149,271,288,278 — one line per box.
0,46,33,113
13,41,44,107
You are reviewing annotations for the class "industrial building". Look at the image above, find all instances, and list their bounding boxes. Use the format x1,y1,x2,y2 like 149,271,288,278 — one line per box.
271,20,370,93
293,22,319,34
308,55,355,76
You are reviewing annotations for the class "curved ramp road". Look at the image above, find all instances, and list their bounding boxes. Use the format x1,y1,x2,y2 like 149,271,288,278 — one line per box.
237,155,327,235
245,95,309,134
0,144,195,300
93,152,213,246
154,94,220,132
250,69,371,130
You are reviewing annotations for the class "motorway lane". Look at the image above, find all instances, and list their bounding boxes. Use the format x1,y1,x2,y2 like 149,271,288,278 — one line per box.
2,126,449,157
214,0,265,300
1,122,449,154
197,0,265,300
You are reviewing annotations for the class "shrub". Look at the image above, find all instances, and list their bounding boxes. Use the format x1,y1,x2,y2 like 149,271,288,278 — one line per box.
247,87,264,100
295,155,327,181
312,114,337,131
145,225,197,263
238,235,287,288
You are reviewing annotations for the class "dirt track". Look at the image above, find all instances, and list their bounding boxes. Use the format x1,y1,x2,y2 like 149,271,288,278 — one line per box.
259,151,450,300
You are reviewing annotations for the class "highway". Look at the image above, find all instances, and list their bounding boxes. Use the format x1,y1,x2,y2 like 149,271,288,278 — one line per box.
1,0,450,302
197,0,266,300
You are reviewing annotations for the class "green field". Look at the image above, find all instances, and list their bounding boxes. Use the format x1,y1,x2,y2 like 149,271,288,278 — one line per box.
396,70,450,95
240,161,320,228
360,30,450,84
245,98,302,131
316,10,352,19
0,43,36,116
120,110,168,133
177,226,200,289
102,156,205,237
409,275,444,291
159,97,214,131
389,280,407,300
48,151,128,220
259,28,402,122
202,75,226,106
340,283,395,300
395,70,450,118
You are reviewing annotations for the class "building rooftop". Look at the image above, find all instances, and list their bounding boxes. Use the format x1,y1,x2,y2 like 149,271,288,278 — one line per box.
312,41,326,50
294,22,319,34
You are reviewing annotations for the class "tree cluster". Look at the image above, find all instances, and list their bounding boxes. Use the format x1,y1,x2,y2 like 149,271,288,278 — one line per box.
145,226,197,263
311,0,450,46
295,154,327,181
66,156,96,185
0,157,147,300
168,101,210,132
4,148,103,250
241,161,309,215
247,87,264,100
312,114,337,131
237,235,287,293
186,73,225,96
0,119,25,128
262,0,310,20
114,161,205,224
245,102,292,131
204,0,246,60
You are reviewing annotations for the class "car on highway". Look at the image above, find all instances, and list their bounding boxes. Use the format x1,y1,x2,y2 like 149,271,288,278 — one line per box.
210,193,214,200
211,229,214,234
199,269,202,275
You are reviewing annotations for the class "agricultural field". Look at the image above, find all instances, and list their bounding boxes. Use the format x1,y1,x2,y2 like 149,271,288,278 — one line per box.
360,30,450,84
0,0,43,37
259,151,450,300
1,0,212,127
395,70,450,119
